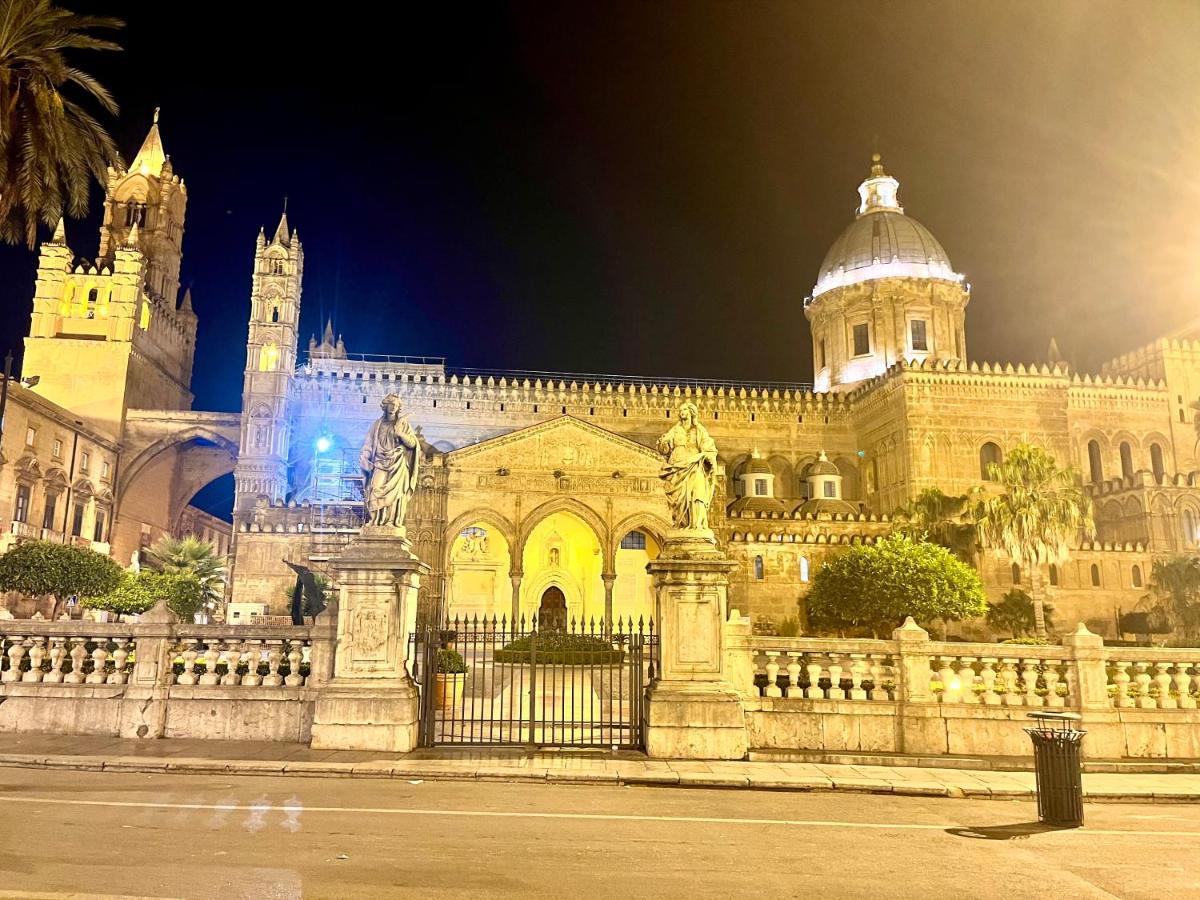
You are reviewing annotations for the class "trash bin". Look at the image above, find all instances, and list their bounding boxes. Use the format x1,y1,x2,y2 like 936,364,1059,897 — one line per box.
1025,711,1086,827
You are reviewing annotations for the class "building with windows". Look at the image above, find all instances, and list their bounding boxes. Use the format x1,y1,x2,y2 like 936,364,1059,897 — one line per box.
7,116,1200,636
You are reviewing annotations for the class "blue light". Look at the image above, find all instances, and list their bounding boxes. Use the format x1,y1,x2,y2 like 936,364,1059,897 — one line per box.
315,435,333,453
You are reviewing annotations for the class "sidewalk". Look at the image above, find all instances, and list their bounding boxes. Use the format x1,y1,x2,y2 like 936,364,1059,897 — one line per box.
1,733,1198,801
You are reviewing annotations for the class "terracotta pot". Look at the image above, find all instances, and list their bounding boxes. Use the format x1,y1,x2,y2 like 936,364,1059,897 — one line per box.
435,672,466,709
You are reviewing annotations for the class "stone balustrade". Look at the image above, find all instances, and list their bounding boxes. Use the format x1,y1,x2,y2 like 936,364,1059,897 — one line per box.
1104,649,1200,710
731,619,1200,760
748,639,897,701
0,604,335,742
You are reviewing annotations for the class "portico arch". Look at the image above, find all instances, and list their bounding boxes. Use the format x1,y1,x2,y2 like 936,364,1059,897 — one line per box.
113,422,239,563
518,508,605,624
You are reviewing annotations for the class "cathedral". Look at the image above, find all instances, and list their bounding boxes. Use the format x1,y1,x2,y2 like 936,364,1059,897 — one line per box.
10,115,1200,637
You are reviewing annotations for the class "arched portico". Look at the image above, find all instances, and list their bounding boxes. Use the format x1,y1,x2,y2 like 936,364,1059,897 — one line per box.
113,411,240,563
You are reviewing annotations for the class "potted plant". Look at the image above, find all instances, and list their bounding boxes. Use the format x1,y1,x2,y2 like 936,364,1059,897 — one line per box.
434,649,468,709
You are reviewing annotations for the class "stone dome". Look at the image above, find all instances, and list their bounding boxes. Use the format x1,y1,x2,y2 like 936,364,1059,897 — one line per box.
806,451,839,477
811,155,962,299
745,450,772,475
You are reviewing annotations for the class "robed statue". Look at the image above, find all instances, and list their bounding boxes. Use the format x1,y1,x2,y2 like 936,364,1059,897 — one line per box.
657,402,718,532
360,394,420,531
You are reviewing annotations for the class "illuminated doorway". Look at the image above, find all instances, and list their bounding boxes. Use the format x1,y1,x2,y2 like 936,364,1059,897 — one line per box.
538,586,568,630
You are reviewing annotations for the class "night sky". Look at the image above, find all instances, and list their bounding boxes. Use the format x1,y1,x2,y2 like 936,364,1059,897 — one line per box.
2,0,1199,415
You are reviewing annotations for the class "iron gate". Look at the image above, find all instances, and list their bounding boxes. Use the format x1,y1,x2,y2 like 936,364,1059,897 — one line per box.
411,615,657,749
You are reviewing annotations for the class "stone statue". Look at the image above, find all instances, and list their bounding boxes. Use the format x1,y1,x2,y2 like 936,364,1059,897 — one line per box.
657,402,718,532
360,393,420,532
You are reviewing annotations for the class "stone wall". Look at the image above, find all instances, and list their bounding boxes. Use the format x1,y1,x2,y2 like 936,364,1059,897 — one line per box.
728,616,1200,760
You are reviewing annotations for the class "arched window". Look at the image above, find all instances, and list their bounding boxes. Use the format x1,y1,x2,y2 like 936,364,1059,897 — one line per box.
1132,565,1143,588
980,442,1002,480
1048,564,1059,587
1087,440,1104,484
1151,443,1166,483
754,555,764,581
1120,442,1133,480
799,556,810,583
620,531,646,550
1090,564,1101,587
259,341,280,372
1184,510,1197,547
1011,563,1021,585
271,305,280,323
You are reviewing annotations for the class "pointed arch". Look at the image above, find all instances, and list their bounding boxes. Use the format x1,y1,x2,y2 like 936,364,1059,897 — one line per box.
516,497,609,575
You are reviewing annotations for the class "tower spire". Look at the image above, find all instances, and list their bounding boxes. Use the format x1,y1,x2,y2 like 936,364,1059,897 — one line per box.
129,108,167,177
272,200,290,245
50,217,66,244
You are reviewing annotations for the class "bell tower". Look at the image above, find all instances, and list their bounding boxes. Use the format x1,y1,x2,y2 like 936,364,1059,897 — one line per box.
23,109,197,435
234,212,303,511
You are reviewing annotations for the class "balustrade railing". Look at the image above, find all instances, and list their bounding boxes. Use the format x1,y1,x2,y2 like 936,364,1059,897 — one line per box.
169,629,312,688
1104,649,1200,710
925,643,1073,707
740,624,1200,713
748,638,898,701
0,619,318,691
0,622,139,685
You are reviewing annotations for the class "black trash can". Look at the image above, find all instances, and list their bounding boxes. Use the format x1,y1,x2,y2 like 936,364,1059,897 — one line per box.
1025,711,1086,827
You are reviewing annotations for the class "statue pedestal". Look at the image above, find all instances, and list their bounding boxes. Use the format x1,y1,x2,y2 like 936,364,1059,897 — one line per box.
645,534,748,760
310,530,429,752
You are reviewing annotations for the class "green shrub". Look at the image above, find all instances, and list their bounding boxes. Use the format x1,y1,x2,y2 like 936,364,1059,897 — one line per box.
436,649,467,674
1000,636,1054,646
494,631,624,664
0,540,123,615
85,571,205,620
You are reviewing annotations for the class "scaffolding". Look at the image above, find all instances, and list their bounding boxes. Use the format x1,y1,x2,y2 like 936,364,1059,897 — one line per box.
308,448,365,560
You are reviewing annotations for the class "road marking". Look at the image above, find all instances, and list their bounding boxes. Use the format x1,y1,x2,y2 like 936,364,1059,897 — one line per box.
3,795,1198,837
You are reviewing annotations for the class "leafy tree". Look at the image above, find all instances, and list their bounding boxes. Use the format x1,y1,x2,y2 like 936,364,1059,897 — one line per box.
985,588,1054,639
1144,556,1200,642
974,443,1094,637
0,1,124,247
0,539,122,616
145,535,226,609
84,570,204,620
805,533,987,636
893,487,979,563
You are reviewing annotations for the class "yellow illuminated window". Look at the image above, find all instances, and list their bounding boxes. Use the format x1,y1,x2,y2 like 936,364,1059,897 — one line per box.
259,341,280,371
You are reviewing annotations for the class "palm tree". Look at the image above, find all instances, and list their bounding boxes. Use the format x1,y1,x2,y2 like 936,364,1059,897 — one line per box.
1145,556,1200,643
974,443,1095,637
145,535,227,610
0,1,123,247
893,487,979,563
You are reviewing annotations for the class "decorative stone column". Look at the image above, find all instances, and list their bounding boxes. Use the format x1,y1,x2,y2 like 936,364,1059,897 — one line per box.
310,531,429,751
601,573,616,630
509,573,522,625
644,533,748,760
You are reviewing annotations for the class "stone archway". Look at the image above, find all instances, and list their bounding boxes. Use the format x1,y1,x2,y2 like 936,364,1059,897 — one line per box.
113,411,240,563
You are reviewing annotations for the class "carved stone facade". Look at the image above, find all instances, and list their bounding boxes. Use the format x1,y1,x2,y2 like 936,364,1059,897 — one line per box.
10,125,1200,640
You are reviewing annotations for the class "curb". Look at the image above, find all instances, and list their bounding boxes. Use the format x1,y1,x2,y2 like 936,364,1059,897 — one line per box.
0,753,1194,802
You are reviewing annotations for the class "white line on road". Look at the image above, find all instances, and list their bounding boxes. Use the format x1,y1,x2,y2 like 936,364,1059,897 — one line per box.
2,794,1197,837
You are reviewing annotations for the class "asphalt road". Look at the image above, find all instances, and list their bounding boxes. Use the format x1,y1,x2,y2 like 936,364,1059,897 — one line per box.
1,768,1199,899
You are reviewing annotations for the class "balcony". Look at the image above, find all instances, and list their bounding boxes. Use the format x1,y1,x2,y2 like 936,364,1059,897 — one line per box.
9,520,39,541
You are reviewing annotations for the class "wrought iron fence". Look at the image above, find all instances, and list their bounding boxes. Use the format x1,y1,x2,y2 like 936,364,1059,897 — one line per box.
411,614,657,749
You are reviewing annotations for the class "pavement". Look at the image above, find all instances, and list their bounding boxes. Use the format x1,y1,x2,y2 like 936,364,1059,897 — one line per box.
4,768,1200,898
1,733,1200,802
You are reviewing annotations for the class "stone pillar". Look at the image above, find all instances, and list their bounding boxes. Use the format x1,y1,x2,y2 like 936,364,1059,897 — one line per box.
893,616,934,703
509,573,522,625
644,534,748,760
1062,622,1109,710
601,573,616,631
118,599,177,739
310,532,430,752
